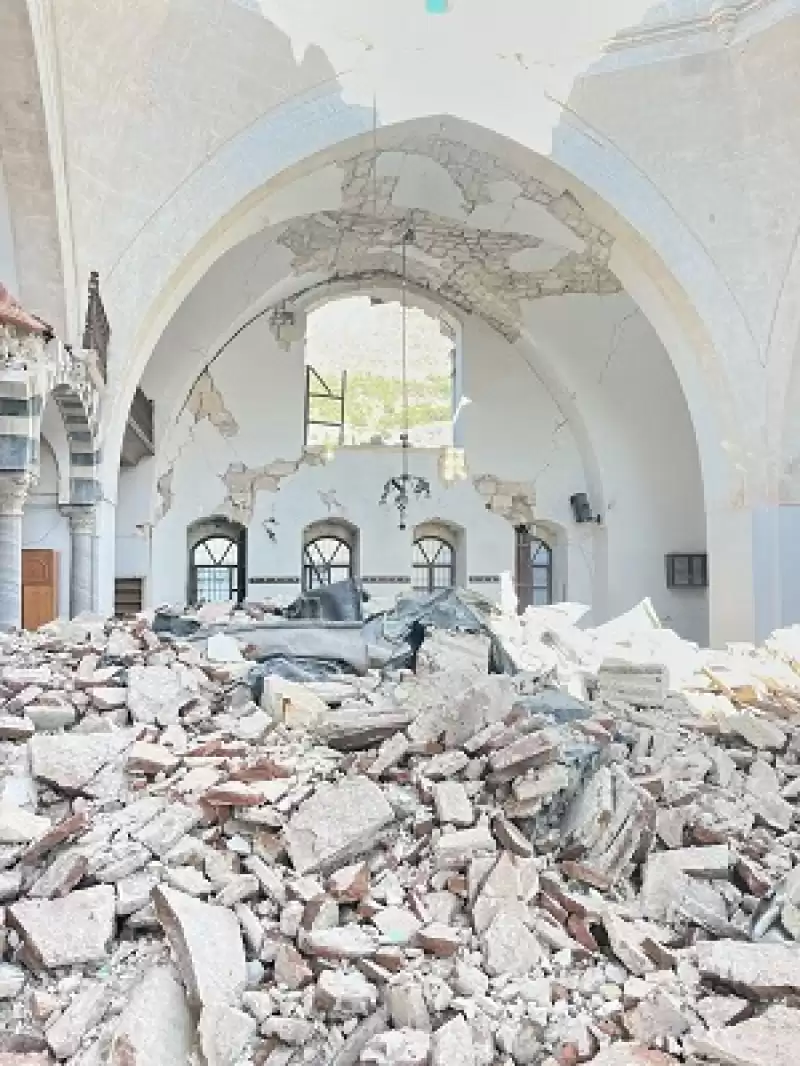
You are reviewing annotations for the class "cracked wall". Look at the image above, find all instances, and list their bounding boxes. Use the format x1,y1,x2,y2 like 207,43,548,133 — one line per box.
276,136,620,341
117,248,706,638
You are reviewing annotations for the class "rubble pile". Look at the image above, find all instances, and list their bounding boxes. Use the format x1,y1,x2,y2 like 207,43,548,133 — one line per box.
1,602,800,1065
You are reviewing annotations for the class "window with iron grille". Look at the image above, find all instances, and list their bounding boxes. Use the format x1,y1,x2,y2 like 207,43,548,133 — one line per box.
413,535,455,593
515,527,553,611
191,536,240,603
302,535,354,590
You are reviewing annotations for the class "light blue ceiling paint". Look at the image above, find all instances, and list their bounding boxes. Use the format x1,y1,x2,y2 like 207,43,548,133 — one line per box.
426,0,449,12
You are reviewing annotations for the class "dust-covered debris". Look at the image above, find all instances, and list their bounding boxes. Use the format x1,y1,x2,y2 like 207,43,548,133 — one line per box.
0,599,799,1063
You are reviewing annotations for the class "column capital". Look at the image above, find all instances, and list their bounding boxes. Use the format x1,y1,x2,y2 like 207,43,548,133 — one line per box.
0,472,35,517
61,503,96,534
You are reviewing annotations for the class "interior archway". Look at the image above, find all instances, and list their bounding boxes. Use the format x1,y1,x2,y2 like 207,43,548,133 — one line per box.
112,116,717,639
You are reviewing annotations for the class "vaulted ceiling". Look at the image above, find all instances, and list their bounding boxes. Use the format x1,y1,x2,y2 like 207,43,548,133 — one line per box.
275,133,620,339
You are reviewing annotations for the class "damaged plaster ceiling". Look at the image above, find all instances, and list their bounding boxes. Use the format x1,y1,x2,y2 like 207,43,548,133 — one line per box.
277,132,621,340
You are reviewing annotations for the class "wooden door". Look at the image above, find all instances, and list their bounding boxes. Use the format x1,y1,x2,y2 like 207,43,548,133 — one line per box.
22,549,58,630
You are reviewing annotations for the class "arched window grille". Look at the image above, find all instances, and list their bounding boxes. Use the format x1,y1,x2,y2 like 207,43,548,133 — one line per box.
303,535,354,590
412,535,455,593
190,535,241,604
515,527,554,610
530,538,553,606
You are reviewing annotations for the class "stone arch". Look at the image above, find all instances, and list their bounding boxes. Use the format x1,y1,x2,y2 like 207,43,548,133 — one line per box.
102,108,754,509
100,110,755,639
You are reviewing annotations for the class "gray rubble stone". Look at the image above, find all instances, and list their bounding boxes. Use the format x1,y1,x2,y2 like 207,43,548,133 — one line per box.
0,803,50,844
315,970,378,1017
695,940,800,997
198,1004,257,1066
133,802,201,857
29,731,134,794
387,980,431,1031
108,964,194,1066
482,911,542,977
284,776,394,875
152,885,247,1010
587,1047,679,1065
430,1015,475,1066
361,1029,431,1066
8,886,115,968
433,780,474,827
0,964,25,999
46,982,108,1060
127,664,195,725
689,1004,800,1066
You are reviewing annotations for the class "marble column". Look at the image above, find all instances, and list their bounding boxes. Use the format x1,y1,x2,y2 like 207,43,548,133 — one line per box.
0,474,33,630
63,505,96,618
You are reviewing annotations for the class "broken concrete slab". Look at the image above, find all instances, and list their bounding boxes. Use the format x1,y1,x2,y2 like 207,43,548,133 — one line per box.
29,731,134,794
433,780,474,827
430,1015,475,1066
127,665,196,726
198,1004,257,1066
0,804,50,845
151,886,247,1009
45,982,108,1060
315,970,378,1017
284,776,395,875
8,886,115,969
482,911,542,977
692,1005,800,1066
695,940,800,998
108,965,194,1066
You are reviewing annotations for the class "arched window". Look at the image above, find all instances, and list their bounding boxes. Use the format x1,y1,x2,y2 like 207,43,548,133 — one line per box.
302,521,357,590
191,536,240,603
413,535,455,593
188,518,246,605
515,527,553,610
530,538,553,606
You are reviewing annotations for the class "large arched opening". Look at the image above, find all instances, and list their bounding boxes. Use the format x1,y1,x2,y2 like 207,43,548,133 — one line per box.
104,113,756,642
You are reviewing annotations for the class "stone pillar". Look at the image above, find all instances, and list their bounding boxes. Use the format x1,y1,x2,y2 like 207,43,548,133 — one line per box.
0,474,33,630
63,505,96,618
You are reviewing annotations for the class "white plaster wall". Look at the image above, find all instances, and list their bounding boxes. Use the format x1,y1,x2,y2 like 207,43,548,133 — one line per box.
521,294,708,642
117,292,707,639
22,438,70,619
0,158,18,294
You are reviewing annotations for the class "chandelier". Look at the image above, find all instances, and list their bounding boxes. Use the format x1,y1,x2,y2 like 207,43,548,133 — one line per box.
379,226,431,530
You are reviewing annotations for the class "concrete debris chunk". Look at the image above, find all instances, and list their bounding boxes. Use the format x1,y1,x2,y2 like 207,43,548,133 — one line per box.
8,886,115,969
430,1015,475,1066
127,664,195,725
361,1028,431,1066
587,1048,679,1065
45,982,108,1060
488,730,559,781
433,780,474,826
198,1004,257,1066
5,597,800,1064
152,885,247,1009
285,776,395,874
0,804,50,845
482,910,542,976
688,1004,800,1066
695,940,800,998
108,965,194,1066
29,731,134,794
316,969,378,1017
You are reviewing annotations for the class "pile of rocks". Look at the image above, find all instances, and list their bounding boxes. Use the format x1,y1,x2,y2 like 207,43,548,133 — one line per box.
0,608,800,1065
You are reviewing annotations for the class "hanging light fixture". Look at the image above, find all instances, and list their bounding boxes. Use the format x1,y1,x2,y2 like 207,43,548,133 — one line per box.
379,227,431,530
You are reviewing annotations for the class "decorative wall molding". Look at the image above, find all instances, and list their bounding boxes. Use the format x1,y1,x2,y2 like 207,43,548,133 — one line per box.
606,0,794,52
